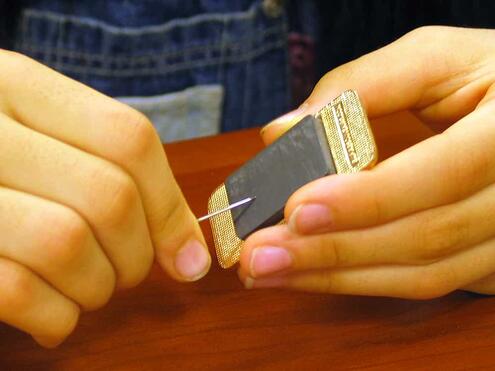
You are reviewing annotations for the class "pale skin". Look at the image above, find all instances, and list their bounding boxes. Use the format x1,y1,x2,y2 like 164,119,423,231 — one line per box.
3,25,494,348
0,50,211,347
239,26,495,298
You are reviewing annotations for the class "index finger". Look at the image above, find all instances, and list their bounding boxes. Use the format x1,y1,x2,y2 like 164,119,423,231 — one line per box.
261,26,495,144
0,50,210,282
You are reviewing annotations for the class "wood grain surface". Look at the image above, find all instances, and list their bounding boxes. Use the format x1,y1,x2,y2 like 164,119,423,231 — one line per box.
1,112,494,370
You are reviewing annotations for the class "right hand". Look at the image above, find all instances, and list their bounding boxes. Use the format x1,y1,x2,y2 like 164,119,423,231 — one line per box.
0,50,211,347
240,26,495,299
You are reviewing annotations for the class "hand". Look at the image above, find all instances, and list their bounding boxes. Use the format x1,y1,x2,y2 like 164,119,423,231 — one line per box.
0,50,210,347
238,26,495,299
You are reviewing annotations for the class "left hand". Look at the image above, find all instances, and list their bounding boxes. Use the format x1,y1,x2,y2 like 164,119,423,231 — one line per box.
238,26,495,299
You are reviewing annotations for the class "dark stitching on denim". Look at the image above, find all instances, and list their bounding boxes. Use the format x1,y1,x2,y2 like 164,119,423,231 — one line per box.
281,15,291,109
17,23,284,63
19,36,286,73
215,15,228,84
28,39,286,77
54,12,64,73
17,20,287,75
240,37,254,128
22,5,261,36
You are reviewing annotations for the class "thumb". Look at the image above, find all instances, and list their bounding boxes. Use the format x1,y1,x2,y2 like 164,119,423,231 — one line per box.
260,101,320,145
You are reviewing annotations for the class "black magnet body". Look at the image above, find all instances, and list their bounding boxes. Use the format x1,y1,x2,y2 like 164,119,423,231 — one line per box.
225,115,337,240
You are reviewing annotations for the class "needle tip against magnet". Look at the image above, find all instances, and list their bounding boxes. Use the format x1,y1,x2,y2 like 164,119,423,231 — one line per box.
197,196,256,222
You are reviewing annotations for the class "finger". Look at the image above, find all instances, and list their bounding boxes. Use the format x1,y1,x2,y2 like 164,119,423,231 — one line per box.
0,50,210,281
0,186,115,310
240,236,495,300
260,26,495,144
0,112,152,288
284,104,495,234
463,273,495,295
0,257,80,348
240,181,495,277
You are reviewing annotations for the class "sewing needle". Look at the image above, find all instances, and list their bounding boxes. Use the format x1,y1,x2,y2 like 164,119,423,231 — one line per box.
197,197,256,222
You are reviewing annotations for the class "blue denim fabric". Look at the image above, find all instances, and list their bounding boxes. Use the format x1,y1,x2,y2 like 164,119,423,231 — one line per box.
14,0,290,133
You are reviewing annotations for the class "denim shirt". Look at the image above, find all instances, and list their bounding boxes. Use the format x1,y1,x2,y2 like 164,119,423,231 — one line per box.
8,0,290,142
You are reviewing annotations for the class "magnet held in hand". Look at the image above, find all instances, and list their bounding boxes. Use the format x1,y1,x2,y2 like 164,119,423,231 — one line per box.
207,90,378,268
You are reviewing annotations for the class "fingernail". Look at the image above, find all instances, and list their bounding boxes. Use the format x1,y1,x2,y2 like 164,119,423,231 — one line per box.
289,204,333,234
250,246,292,277
260,103,309,135
175,240,211,281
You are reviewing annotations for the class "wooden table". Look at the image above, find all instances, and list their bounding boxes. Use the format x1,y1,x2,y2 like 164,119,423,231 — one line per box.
1,112,495,370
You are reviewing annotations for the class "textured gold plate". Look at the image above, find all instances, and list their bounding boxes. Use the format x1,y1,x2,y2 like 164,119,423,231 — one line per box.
316,90,377,173
207,184,242,268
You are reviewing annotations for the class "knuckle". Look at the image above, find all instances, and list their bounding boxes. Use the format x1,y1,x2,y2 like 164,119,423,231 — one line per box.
0,261,80,343
315,237,343,267
84,268,116,311
405,26,432,40
402,26,458,77
118,257,152,289
90,167,139,228
320,62,355,88
368,190,384,225
0,51,42,82
441,135,490,201
115,237,154,290
36,208,90,267
328,172,386,226
404,26,445,43
155,192,188,235
0,49,29,67
457,147,490,194
417,212,470,261
0,262,36,311
363,173,386,224
317,274,337,294
103,105,158,164
0,51,33,88
408,267,455,300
